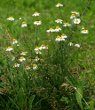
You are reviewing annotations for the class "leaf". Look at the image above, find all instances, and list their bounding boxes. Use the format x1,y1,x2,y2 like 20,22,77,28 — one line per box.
75,87,83,110
28,95,35,110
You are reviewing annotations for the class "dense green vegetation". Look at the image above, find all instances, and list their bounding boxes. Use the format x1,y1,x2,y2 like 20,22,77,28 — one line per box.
0,0,95,110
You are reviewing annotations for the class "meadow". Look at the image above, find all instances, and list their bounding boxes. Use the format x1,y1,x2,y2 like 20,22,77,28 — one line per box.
0,0,95,110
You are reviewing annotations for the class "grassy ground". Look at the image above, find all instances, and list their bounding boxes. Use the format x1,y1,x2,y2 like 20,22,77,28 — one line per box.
0,0,95,110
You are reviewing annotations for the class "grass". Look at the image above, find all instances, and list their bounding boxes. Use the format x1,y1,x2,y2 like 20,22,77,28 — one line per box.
0,0,95,110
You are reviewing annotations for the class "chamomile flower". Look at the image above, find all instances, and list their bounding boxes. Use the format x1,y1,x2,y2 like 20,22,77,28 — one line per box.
46,28,55,33
54,26,62,32
61,34,67,39
32,12,40,17
63,22,71,27
20,52,27,56
12,38,18,45
55,19,63,24
34,21,42,26
13,63,20,68
19,56,26,62
25,66,31,70
34,56,40,62
21,22,27,28
71,11,80,16
68,42,73,46
81,28,88,34
39,45,48,50
73,18,81,24
34,47,42,54
75,44,80,48
55,35,65,42
6,46,13,52
70,14,76,19
56,3,63,7
32,64,38,70
7,16,15,21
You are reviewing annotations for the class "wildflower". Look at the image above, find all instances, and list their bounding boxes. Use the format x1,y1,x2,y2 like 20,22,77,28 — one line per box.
7,16,15,21
13,63,20,68
70,11,80,19
12,38,18,45
75,44,80,48
19,17,22,20
70,14,76,19
25,65,31,70
54,26,62,32
81,27,88,34
55,35,65,42
32,64,38,70
61,34,67,39
68,42,73,46
34,47,42,54
21,22,27,28
71,11,80,16
19,56,26,62
34,56,40,62
34,21,42,26
46,28,55,33
63,22,71,27
55,19,63,24
32,12,40,17
56,3,63,7
20,52,27,56
39,45,48,50
6,46,13,52
73,18,81,24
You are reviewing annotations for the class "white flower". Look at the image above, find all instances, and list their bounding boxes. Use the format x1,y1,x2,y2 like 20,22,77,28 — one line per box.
75,44,80,48
81,28,88,34
55,19,63,24
39,45,48,50
34,56,40,62
63,22,71,27
6,46,13,52
61,34,67,39
34,47,42,54
46,28,55,33
68,42,73,46
55,35,65,42
56,3,63,7
7,16,15,21
54,26,62,32
13,63,20,68
32,12,40,17
12,38,18,45
34,21,42,26
70,14,76,19
25,66,31,70
73,18,81,24
32,64,38,70
21,22,27,27
19,56,26,62
20,52,27,56
71,11,80,16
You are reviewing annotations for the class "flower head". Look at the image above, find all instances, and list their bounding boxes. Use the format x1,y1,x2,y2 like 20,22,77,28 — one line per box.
7,16,15,21
56,3,63,7
32,12,40,17
6,46,13,52
34,21,42,26
19,56,26,62
21,22,27,28
55,19,63,24
73,18,81,24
